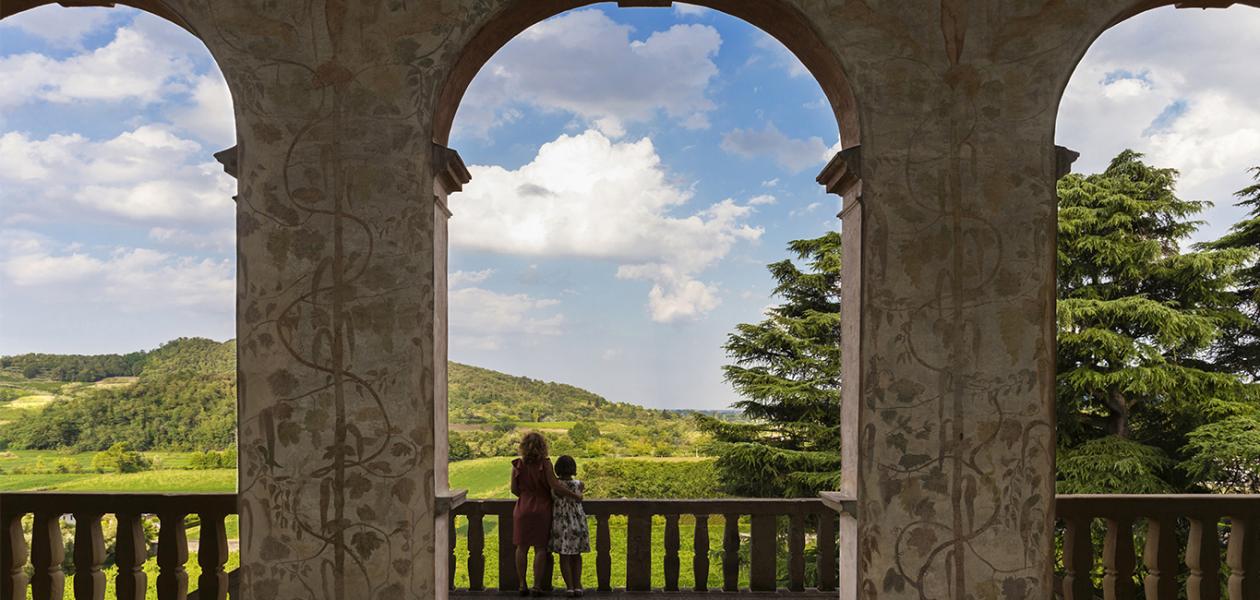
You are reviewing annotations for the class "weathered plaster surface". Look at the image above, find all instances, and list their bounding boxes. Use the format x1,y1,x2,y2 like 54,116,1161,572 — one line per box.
6,1,1257,598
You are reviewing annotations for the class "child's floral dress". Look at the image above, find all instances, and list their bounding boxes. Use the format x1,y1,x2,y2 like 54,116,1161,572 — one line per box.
549,479,590,554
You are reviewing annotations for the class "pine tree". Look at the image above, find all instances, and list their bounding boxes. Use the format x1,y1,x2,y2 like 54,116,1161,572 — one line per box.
700,232,842,497
1202,167,1260,378
1055,150,1254,492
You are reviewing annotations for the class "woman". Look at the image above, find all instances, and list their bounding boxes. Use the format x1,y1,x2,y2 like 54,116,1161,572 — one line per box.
511,432,582,596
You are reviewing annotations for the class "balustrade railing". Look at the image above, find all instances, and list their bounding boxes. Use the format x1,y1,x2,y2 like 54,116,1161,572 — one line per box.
1056,494,1260,600
448,498,841,595
4,492,1258,599
0,492,236,600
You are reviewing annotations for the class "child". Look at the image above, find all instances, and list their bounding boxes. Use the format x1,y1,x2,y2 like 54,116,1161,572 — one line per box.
549,455,590,597
511,433,582,596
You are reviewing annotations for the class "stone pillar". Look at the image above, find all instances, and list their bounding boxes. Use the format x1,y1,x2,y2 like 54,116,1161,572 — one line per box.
230,33,445,597
817,147,862,600
431,143,471,596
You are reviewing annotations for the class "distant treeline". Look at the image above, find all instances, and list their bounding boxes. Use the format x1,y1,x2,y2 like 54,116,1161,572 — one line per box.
0,338,236,452
0,352,146,382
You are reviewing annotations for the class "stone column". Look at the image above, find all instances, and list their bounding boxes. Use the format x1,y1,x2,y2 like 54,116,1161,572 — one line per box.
226,7,449,592
431,143,471,596
817,147,862,600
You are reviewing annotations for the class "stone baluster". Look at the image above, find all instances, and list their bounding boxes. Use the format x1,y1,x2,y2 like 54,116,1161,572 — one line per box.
466,513,485,591
2,510,29,600
596,514,612,592
72,512,106,600
197,512,229,600
114,513,147,600
816,512,837,592
1143,515,1178,600
693,514,709,592
156,512,188,600
497,512,516,591
1184,515,1220,600
722,514,740,592
30,512,64,600
625,514,652,591
1102,517,1136,600
1062,515,1096,600
1227,515,1259,600
750,514,776,592
788,513,806,591
663,514,680,591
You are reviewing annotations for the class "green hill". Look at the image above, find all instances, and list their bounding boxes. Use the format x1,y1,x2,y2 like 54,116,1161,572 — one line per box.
0,339,679,453
449,362,669,423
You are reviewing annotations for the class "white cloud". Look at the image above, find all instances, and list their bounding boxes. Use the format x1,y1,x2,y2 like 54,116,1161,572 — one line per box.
0,126,236,226
449,283,564,351
1057,6,1260,243
167,70,236,149
674,4,710,17
1,231,233,313
0,5,117,49
450,269,495,288
0,23,196,111
748,194,777,206
721,122,832,173
753,32,808,78
454,9,722,138
761,178,780,188
450,129,761,322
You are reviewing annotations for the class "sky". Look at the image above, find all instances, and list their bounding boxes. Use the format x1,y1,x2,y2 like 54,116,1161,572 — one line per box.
0,4,1257,410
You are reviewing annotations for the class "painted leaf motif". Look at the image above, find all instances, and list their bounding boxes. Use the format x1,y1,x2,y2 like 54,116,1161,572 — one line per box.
350,530,383,559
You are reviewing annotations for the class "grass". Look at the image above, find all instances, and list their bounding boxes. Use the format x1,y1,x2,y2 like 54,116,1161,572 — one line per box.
55,551,241,600
0,450,218,474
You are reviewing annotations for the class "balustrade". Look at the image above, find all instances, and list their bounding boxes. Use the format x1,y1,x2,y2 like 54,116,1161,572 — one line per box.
449,498,842,595
4,492,1259,599
1057,494,1260,600
0,493,236,600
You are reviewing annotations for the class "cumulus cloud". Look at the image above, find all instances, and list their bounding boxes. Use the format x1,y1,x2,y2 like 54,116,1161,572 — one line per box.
0,5,117,49
450,129,761,322
0,22,196,111
721,122,833,173
753,32,808,78
0,126,236,226
674,4,711,17
166,70,236,149
0,230,233,313
1057,6,1260,243
454,9,722,138
448,271,564,350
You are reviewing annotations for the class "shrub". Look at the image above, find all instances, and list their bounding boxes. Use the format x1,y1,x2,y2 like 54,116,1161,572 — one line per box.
92,442,152,473
583,458,722,499
188,448,237,469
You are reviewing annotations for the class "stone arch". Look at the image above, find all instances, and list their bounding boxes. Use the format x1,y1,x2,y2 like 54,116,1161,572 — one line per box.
431,0,861,149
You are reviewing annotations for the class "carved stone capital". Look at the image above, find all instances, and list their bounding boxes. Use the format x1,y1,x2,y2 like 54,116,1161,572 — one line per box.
433,143,471,199
817,145,861,199
213,145,239,179
1056,145,1080,180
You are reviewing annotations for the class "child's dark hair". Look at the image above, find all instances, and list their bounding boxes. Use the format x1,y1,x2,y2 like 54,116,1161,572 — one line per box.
554,454,577,479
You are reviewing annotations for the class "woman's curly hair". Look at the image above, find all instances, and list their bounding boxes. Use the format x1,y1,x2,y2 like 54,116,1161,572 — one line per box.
519,431,549,464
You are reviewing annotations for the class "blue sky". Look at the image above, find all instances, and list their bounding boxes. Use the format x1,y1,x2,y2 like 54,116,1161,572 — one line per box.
1,3,1258,410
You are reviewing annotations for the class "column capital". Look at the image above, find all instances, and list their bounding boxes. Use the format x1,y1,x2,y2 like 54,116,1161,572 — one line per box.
1056,145,1080,180
433,143,471,198
213,145,239,179
817,145,861,199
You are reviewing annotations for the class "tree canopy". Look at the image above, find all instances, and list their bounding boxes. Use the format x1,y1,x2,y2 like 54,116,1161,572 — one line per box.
702,232,843,497
1055,151,1260,493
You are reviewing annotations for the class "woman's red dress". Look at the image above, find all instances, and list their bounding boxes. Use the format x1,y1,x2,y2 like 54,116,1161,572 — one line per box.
512,458,553,547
